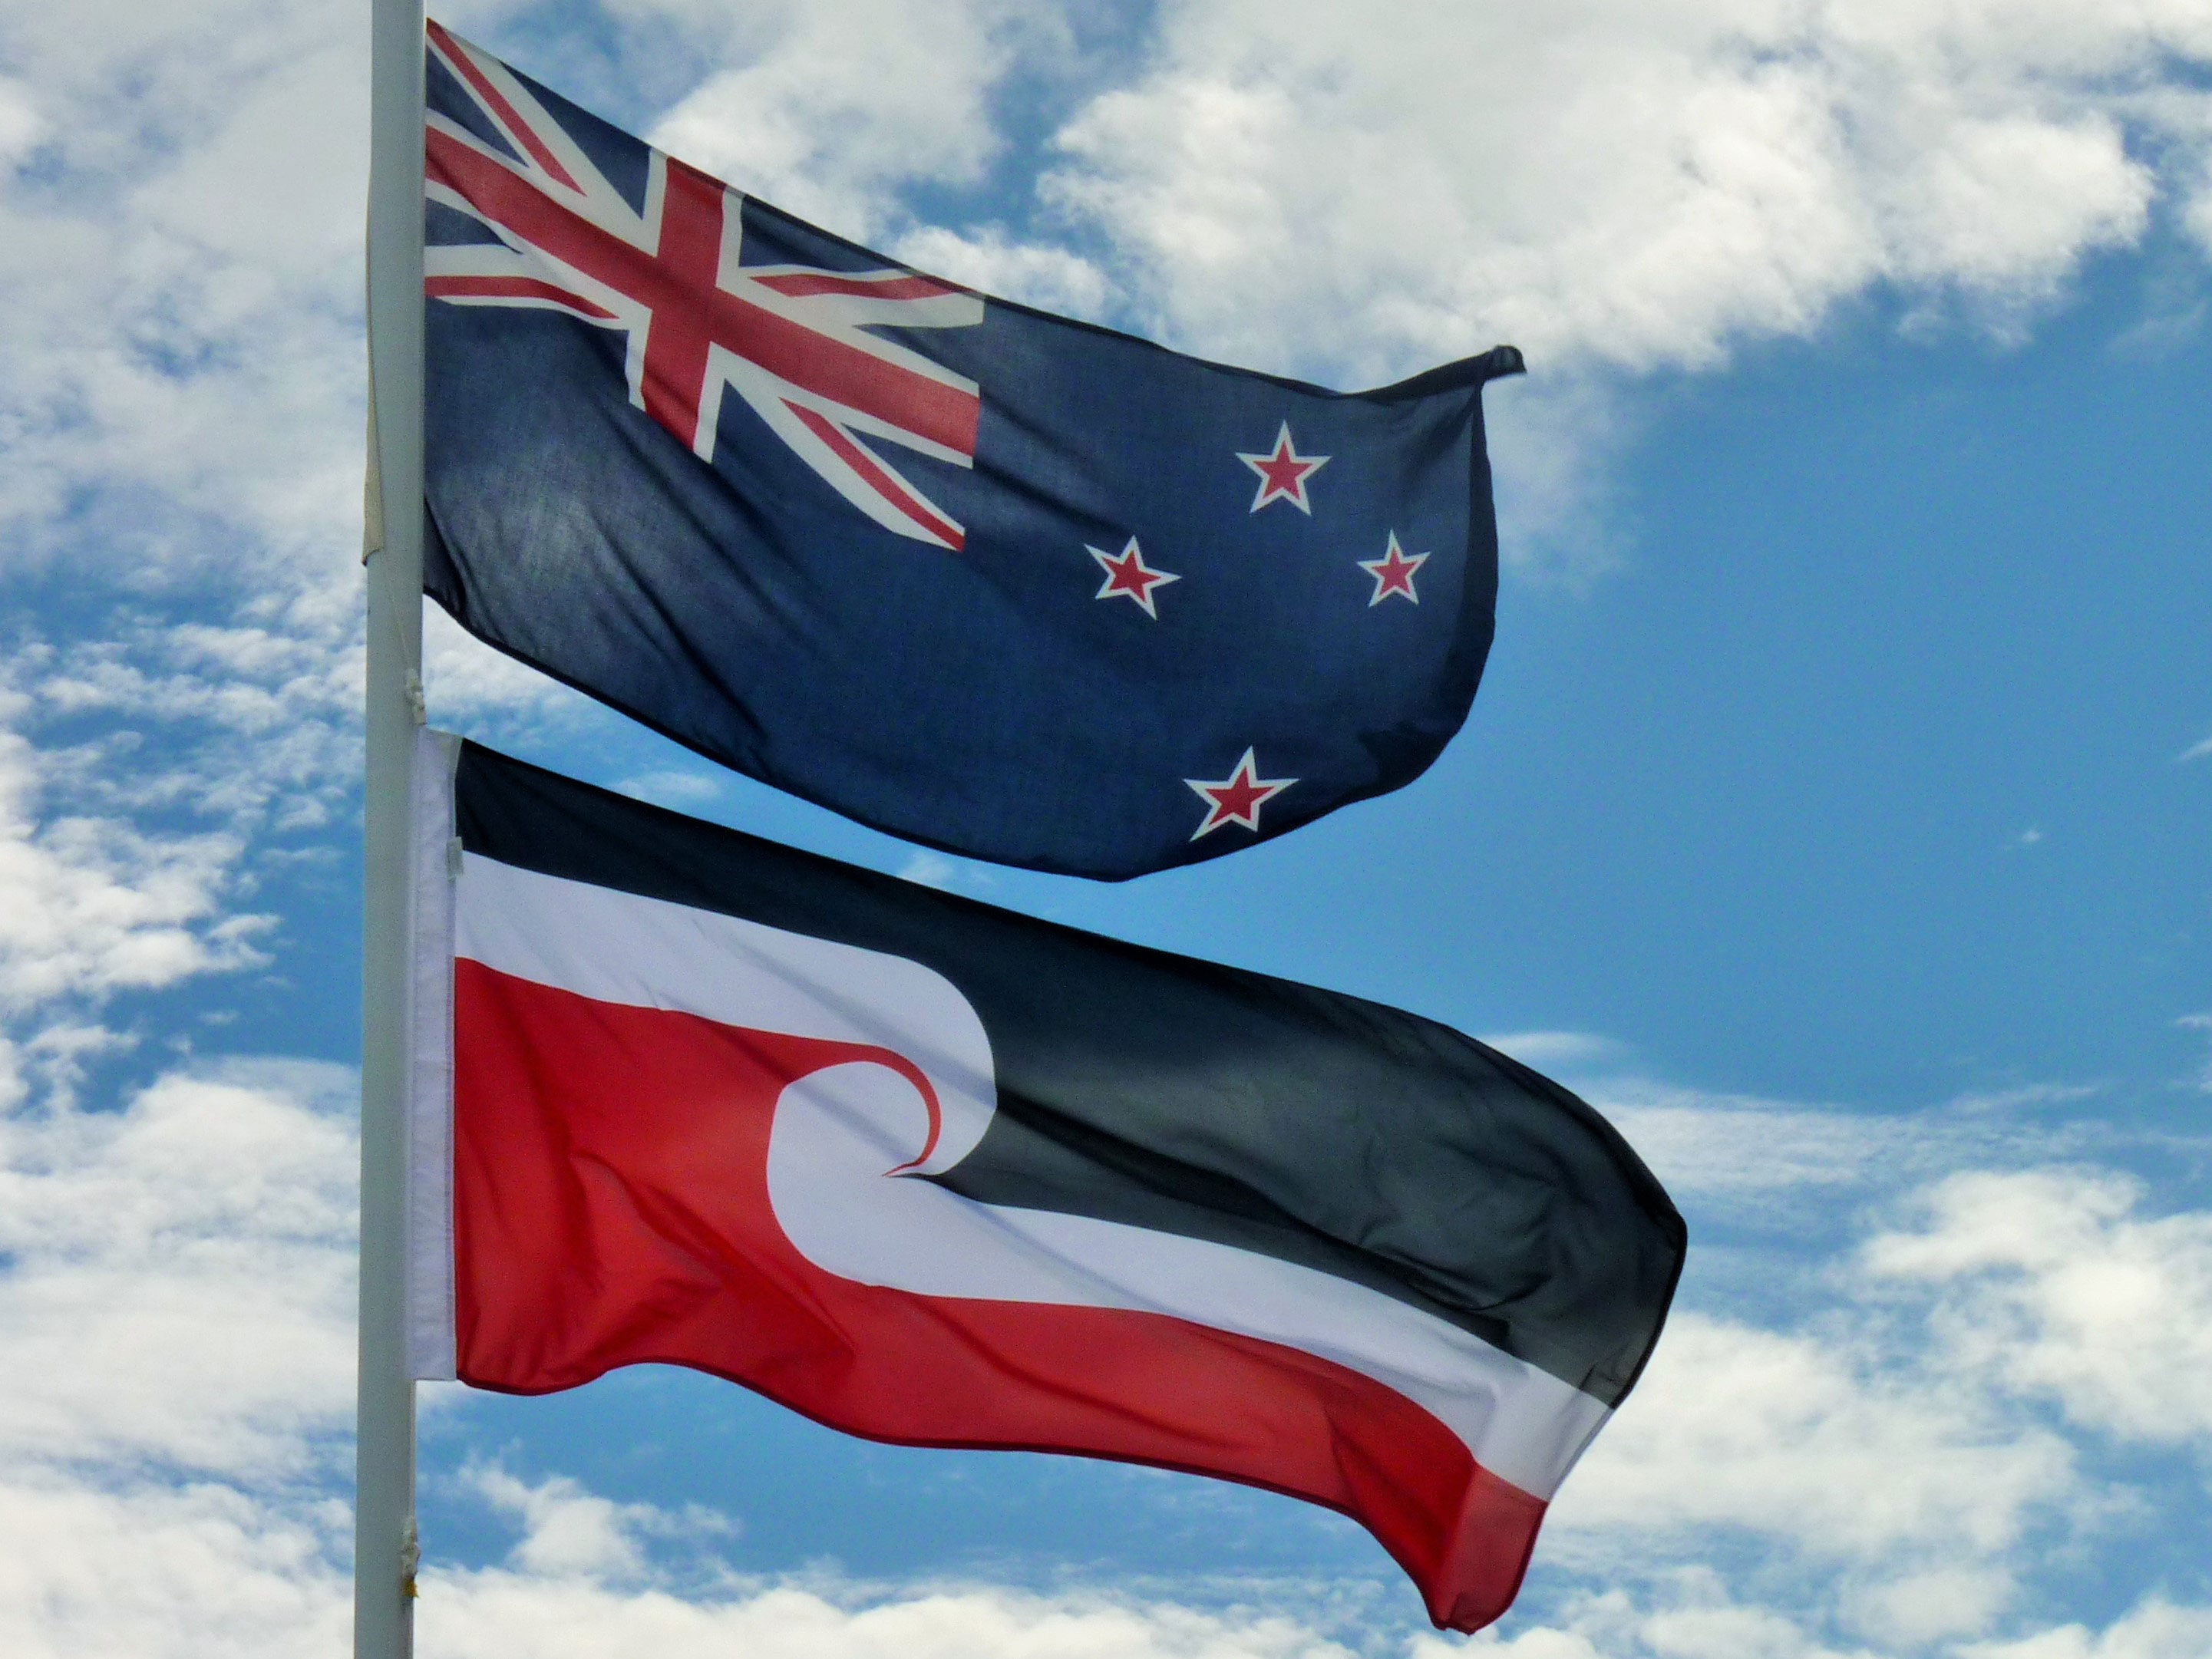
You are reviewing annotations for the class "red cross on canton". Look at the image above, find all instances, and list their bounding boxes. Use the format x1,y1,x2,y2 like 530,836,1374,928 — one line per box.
424,22,985,551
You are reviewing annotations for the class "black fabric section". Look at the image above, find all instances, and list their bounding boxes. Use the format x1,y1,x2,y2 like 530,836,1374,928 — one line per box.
454,741,1686,1408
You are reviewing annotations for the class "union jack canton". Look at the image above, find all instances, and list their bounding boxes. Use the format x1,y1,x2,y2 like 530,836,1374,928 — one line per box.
421,25,1524,880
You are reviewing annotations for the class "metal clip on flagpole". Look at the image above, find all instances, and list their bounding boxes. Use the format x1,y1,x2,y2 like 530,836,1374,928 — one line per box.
360,0,425,1653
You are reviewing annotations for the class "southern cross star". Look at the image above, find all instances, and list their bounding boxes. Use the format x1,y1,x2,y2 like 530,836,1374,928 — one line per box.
1088,538,1181,618
1185,748,1297,839
1357,533,1429,605
1236,424,1329,514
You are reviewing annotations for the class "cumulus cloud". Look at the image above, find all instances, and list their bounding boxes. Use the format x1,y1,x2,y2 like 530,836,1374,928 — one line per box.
1038,0,2212,386
641,0,1065,242
892,224,1113,320
422,1578,1358,1659
1559,1310,2076,1562
1509,1044,2098,1221
1867,1167,2212,1443
0,714,272,1014
0,0,366,615
0,1060,356,1658
0,1061,358,1478
465,1464,701,1581
1968,1599,2212,1659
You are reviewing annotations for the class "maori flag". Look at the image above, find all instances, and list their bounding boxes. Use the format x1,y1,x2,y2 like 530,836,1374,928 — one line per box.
401,734,1685,1631
421,24,1524,879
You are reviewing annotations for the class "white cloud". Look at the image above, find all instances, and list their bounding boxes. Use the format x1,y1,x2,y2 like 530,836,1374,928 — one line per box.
1866,1166,2212,1442
2180,1013,2212,1093
0,77,44,162
0,8,366,599
893,225,1113,320
467,1466,671,1581
1481,1030,1632,1074
642,0,1062,242
1041,0,2208,387
0,1064,358,1477
0,1057,358,1658
1596,1093,1894,1199
896,847,995,892
899,849,959,889
0,715,273,1015
422,606,578,727
1942,1082,2105,1115
1447,1586,2212,1659
0,1476,352,1659
1967,1599,2212,1659
1506,1056,2111,1219
1557,1311,2077,1561
420,1578,1358,1659
615,768,725,810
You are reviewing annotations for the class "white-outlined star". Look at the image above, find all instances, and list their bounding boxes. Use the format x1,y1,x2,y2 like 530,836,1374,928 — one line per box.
1236,424,1329,513
1087,537,1181,618
1184,748,1297,839
1357,533,1429,605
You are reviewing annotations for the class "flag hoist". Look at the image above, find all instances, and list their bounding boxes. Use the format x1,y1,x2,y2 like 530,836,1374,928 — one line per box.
360,0,428,1653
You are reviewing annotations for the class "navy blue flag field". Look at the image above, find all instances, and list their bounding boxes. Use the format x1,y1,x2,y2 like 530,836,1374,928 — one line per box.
421,23,1523,879
401,734,1685,1632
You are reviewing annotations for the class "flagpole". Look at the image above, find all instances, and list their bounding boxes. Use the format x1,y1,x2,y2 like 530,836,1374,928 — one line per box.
360,0,425,1652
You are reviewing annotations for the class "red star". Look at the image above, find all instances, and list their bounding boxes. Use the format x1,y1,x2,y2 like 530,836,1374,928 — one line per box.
1236,423,1329,514
1357,533,1429,605
1088,537,1181,618
1184,748,1297,839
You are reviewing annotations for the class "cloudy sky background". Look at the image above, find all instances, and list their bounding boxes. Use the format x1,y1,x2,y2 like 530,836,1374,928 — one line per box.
1,0,2210,1653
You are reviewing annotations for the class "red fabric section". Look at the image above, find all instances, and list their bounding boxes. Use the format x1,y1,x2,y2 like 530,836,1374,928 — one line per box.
424,276,618,319
453,961,1547,1631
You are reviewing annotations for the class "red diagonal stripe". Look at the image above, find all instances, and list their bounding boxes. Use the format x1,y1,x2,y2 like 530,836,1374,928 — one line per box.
428,20,581,193
754,272,969,302
426,275,617,320
787,402,965,549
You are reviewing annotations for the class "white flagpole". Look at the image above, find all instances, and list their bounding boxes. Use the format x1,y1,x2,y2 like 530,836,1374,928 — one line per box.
359,0,425,1651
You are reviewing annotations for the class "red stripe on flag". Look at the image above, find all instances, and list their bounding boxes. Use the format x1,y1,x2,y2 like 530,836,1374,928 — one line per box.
753,272,970,302
425,275,618,319
451,962,1547,1633
428,20,583,193
785,401,966,549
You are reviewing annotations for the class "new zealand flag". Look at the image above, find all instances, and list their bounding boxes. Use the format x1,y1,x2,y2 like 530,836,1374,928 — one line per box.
421,24,1523,879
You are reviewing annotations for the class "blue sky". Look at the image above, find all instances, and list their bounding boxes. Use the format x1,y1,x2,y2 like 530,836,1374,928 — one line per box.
1,2,2209,1655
